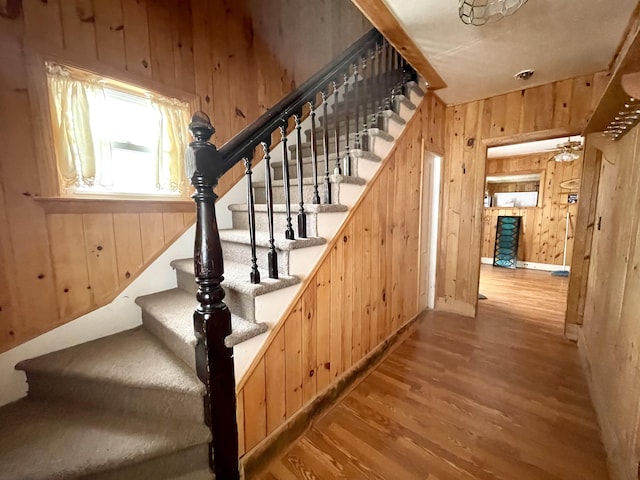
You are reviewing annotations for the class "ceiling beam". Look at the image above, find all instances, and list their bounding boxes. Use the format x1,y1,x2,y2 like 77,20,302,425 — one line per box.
351,0,447,90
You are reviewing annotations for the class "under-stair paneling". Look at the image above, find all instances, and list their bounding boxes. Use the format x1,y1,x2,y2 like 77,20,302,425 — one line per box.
0,0,307,353
579,124,640,480
481,152,582,265
236,93,446,455
437,73,608,317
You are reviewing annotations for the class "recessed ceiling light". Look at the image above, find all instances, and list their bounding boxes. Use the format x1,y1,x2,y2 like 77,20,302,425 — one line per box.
514,69,534,81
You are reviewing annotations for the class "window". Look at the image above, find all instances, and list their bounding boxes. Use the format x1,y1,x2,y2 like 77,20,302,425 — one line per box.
46,63,191,197
485,172,541,208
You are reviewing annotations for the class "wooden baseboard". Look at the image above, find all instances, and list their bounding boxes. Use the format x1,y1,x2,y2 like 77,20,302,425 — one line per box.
240,311,425,478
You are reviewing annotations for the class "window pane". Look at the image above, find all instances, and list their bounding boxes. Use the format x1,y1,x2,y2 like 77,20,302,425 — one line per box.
103,89,159,148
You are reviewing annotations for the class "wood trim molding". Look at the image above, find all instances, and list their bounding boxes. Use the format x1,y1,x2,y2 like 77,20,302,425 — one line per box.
350,0,446,90
35,197,195,214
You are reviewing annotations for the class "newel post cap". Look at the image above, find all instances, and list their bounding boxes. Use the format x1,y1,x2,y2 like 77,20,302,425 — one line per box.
185,112,224,184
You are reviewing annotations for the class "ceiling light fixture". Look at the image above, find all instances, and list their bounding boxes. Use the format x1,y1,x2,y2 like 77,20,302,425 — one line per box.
553,139,582,162
459,0,529,26
514,69,534,81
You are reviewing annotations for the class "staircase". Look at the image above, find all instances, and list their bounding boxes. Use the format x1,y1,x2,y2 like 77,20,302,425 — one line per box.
0,30,425,480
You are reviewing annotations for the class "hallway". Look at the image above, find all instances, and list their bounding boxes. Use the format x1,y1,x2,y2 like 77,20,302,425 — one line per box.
257,266,608,479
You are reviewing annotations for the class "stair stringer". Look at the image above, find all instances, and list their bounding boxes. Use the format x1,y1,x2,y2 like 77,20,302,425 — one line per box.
233,87,429,455
230,86,426,383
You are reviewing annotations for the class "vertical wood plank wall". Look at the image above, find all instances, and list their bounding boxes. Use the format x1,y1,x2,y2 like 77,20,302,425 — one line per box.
0,0,367,353
481,152,582,265
437,73,608,316
579,125,640,480
236,94,446,456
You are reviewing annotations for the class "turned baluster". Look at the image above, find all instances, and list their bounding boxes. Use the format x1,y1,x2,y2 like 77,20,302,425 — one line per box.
354,60,361,150
244,156,260,284
280,122,295,240
294,113,307,238
361,53,369,151
262,140,278,278
321,90,332,204
343,71,352,177
332,80,342,175
308,100,321,204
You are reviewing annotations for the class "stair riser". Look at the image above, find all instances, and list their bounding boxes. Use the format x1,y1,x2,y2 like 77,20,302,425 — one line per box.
309,120,387,140
253,181,340,206
271,157,336,181
176,269,257,324
270,159,328,181
222,240,293,276
26,372,204,424
288,138,353,157
231,209,321,238
90,443,209,480
142,311,196,371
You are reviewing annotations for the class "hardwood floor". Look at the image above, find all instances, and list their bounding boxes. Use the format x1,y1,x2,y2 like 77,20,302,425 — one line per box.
257,265,608,480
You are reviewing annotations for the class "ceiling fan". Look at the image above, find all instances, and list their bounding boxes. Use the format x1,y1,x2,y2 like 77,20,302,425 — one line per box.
547,138,583,162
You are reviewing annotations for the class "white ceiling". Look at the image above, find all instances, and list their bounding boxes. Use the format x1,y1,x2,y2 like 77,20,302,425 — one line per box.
383,0,639,105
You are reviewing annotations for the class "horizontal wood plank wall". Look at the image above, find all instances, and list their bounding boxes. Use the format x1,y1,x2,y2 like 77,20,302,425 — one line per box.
1,0,366,353
579,124,640,480
236,93,446,456
481,152,582,265
437,74,607,317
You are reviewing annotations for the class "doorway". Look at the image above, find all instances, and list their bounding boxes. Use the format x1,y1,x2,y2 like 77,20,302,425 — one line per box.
419,149,441,311
478,136,583,331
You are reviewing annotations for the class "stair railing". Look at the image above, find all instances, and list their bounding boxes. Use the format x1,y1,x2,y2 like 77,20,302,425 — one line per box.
185,28,418,480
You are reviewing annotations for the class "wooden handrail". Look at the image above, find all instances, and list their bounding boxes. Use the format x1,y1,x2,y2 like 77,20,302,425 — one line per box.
218,29,383,170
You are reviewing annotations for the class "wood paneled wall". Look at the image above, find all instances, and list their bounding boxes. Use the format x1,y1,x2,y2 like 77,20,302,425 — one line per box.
0,0,368,353
437,74,608,316
481,152,582,265
579,125,640,480
235,94,446,456
243,0,371,86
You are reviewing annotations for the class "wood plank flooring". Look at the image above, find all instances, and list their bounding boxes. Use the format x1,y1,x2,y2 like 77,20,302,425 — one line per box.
257,265,608,479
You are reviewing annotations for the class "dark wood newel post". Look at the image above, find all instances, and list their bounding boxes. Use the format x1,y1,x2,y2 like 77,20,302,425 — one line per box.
185,112,240,480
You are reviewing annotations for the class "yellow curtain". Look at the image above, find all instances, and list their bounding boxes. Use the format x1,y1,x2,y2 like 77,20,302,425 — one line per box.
46,64,106,188
153,98,190,193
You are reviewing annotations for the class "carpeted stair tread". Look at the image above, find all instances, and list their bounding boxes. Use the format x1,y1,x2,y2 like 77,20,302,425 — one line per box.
292,127,394,151
253,173,367,187
169,470,214,480
170,259,300,298
319,108,406,127
228,202,349,214
135,288,267,348
220,229,326,250
0,398,210,480
16,328,203,396
271,148,381,168
395,94,417,110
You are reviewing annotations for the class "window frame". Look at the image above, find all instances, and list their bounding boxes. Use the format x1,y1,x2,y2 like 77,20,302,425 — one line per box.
25,44,198,205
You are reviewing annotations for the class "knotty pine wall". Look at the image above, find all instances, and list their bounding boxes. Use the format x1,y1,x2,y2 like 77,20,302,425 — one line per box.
481,152,582,265
579,125,640,480
437,73,608,316
0,0,368,353
236,93,446,456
